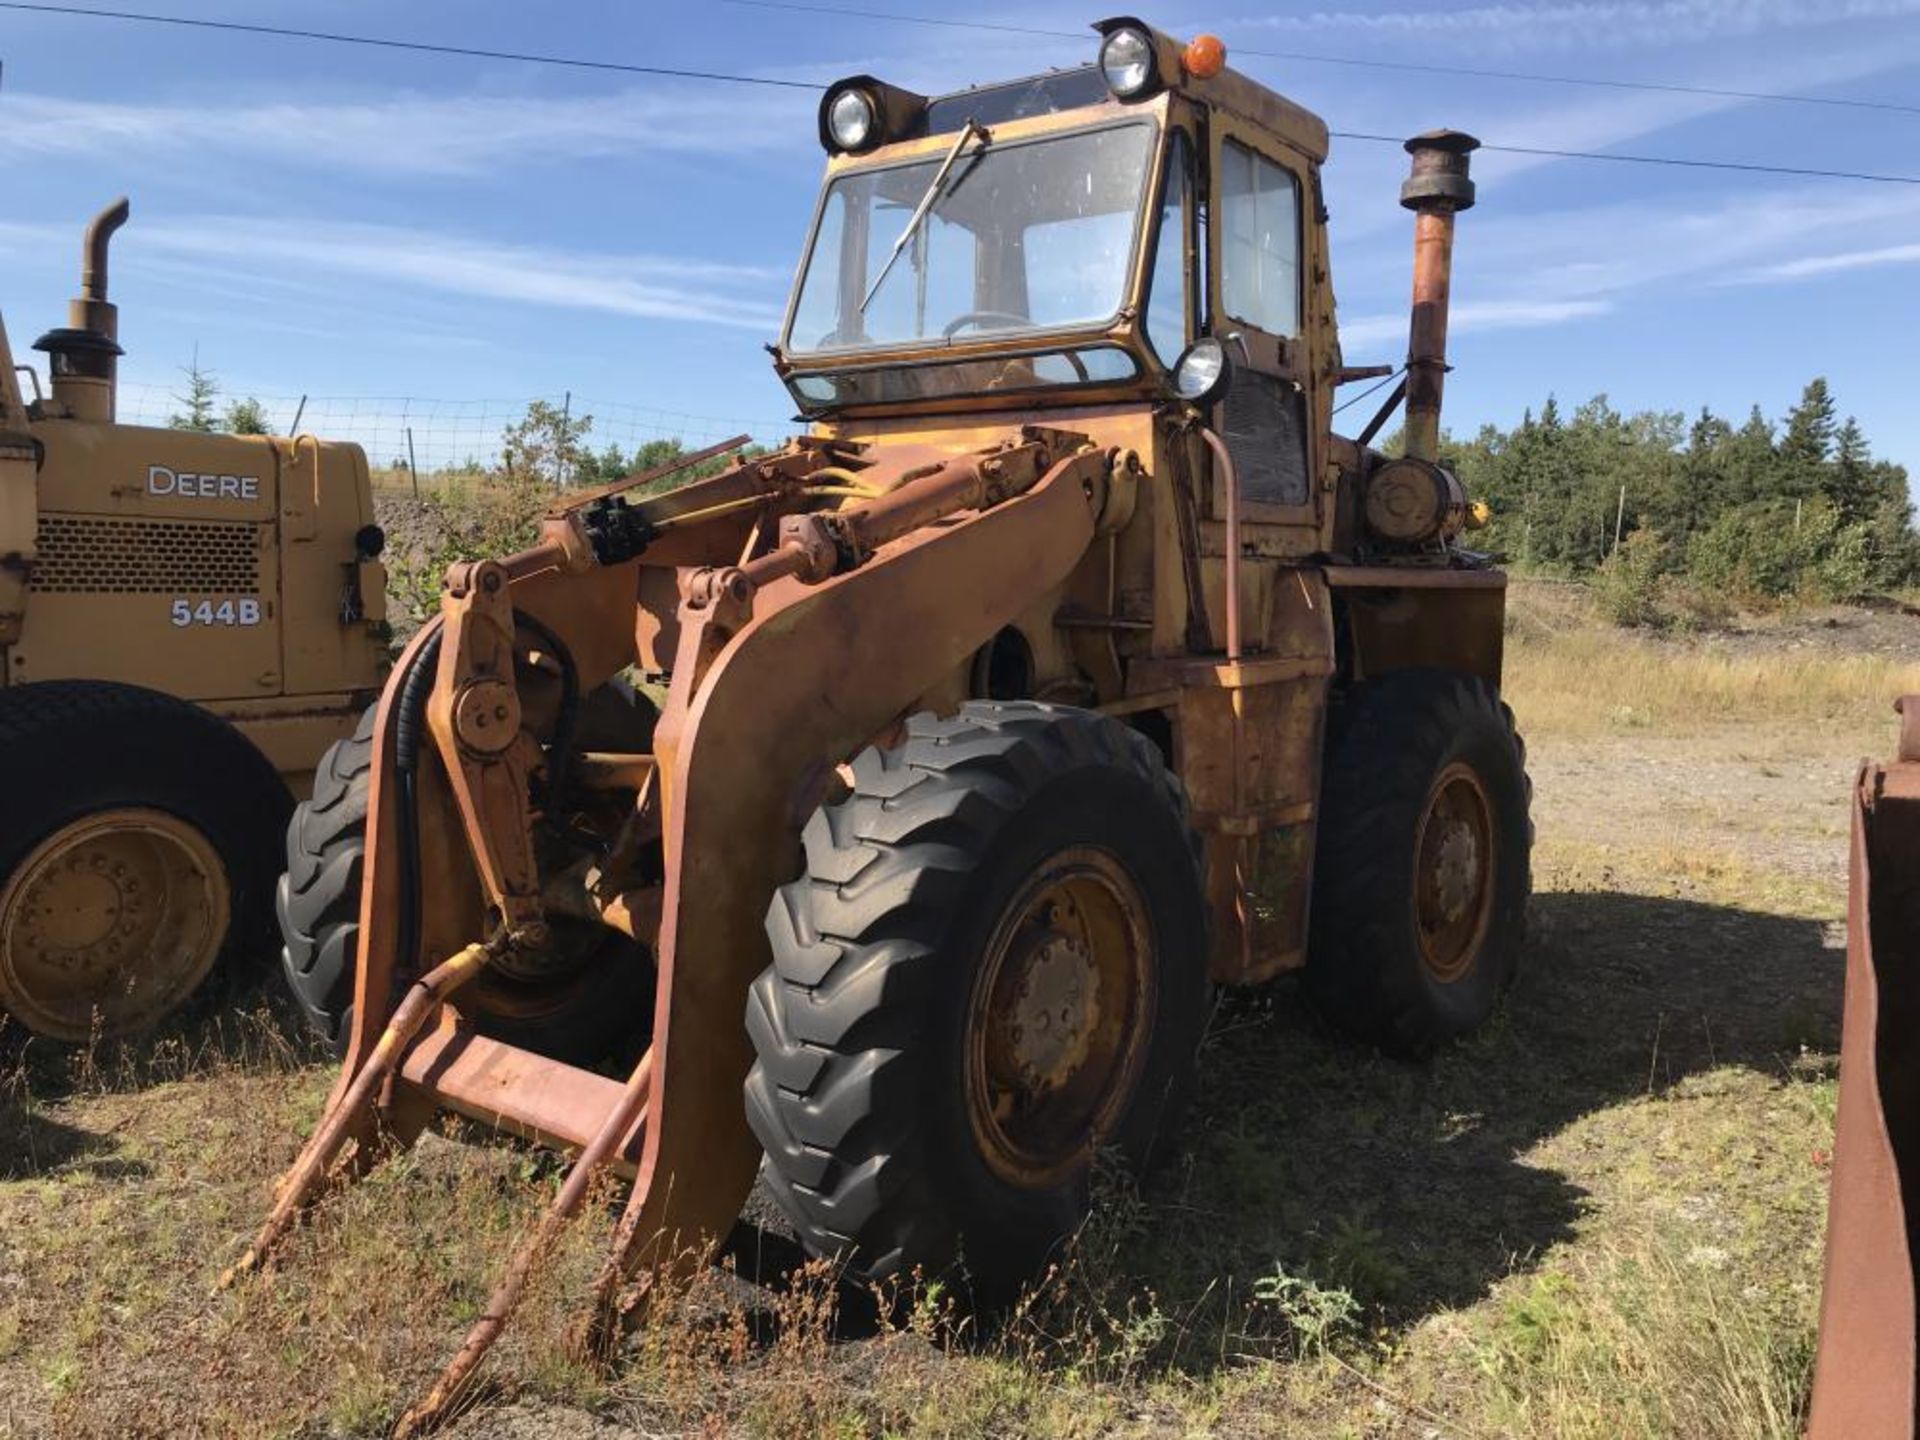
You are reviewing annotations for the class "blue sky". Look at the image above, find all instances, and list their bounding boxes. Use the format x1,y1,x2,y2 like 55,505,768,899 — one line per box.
3,1,1918,474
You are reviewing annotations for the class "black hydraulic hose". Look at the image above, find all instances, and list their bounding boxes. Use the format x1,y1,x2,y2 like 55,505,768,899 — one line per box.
383,611,575,980
513,608,580,819
392,622,444,979
393,626,443,777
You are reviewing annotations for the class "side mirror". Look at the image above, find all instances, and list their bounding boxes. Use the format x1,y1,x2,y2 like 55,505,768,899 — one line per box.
1169,336,1232,406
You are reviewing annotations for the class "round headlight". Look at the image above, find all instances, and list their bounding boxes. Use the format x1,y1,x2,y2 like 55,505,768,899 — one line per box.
1099,27,1156,98
1171,337,1230,404
827,88,877,151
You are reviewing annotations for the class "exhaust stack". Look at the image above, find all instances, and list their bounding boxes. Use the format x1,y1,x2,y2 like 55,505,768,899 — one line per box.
33,196,130,423
1399,131,1478,464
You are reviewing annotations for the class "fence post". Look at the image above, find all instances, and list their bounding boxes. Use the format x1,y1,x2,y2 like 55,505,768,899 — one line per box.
557,391,571,490
406,426,420,499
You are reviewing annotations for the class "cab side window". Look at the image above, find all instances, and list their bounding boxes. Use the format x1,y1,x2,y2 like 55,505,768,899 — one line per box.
1219,140,1300,337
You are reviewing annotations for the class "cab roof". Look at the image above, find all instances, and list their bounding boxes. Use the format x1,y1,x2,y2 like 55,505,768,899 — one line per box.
901,21,1331,164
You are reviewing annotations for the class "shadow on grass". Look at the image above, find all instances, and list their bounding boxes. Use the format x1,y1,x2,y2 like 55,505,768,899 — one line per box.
722,889,1840,1367
0,1098,149,1182
0,966,322,1114
0,891,1842,1383
1111,889,1840,1355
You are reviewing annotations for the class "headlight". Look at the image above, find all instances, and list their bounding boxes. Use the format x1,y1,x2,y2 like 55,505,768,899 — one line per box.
1099,27,1156,99
826,87,877,151
1171,337,1231,404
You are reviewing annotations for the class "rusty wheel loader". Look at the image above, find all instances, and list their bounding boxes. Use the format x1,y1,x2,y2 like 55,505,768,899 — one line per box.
0,199,389,1042
1810,697,1920,1438
236,19,1531,1431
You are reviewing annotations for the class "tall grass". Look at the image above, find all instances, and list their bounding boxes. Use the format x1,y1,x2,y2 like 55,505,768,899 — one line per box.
1475,1238,1815,1440
1505,624,1919,741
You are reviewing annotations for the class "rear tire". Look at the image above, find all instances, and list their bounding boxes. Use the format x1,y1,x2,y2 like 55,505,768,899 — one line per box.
277,700,652,1061
1306,669,1531,1057
0,680,289,1040
745,702,1211,1297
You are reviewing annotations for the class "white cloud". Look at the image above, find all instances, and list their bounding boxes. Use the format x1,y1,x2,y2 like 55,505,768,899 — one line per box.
135,219,787,330
1737,241,1920,281
1314,39,1908,244
1468,183,1920,293
1339,298,1611,347
1332,180,1920,348
1,85,815,174
1235,0,1920,53
0,221,66,260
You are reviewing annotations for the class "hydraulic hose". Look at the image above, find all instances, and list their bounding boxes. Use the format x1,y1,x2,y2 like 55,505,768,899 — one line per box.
388,610,578,981
392,622,445,982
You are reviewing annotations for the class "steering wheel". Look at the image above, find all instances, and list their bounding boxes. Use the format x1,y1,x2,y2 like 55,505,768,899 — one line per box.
943,313,1092,384
942,310,1031,338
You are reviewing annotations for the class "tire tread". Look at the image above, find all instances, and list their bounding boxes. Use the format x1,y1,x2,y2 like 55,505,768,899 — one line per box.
746,700,1205,1286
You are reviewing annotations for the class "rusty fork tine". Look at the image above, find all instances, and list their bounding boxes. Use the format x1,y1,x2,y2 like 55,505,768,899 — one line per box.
218,940,493,1290
579,1134,672,1360
392,1047,656,1440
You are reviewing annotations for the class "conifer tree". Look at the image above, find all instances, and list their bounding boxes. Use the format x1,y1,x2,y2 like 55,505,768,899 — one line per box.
1778,377,1837,497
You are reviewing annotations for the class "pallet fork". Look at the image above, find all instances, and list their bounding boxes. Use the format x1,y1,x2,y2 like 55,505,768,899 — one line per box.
222,431,1111,1433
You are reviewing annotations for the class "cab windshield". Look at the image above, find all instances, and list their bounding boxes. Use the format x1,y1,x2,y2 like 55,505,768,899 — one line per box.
786,122,1156,358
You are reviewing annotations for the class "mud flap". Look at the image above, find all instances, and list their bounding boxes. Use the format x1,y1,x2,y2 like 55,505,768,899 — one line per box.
1810,703,1920,1439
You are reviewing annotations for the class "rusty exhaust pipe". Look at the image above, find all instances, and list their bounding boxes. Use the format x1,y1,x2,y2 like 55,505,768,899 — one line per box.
81,196,130,306
34,196,130,424
1399,132,1477,464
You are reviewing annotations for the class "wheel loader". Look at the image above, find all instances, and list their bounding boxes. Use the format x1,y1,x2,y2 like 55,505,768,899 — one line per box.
0,199,389,1042
235,20,1532,1431
1810,697,1920,1438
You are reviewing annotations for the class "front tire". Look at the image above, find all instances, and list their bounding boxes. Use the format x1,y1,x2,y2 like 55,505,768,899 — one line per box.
745,702,1211,1296
1306,669,1532,1057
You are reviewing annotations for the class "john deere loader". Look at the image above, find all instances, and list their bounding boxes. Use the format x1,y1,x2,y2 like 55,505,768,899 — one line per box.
233,20,1532,1430
0,199,388,1041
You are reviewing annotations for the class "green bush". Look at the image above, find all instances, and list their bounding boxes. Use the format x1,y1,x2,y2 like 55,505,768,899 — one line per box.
1592,529,1671,628
1443,377,1913,616
1686,499,1873,603
1656,576,1734,632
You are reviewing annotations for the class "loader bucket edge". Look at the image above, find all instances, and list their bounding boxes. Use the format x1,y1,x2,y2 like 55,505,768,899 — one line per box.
1810,746,1920,1438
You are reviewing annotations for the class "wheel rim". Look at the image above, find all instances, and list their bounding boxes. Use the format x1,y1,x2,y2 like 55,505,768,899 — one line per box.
0,808,230,1040
1413,762,1496,984
965,846,1156,1189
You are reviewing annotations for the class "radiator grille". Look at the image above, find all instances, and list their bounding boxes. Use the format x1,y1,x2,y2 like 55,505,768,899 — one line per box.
33,515,262,594
1221,368,1311,508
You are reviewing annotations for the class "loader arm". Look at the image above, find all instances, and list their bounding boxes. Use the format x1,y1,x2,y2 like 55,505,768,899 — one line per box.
630,443,1105,1261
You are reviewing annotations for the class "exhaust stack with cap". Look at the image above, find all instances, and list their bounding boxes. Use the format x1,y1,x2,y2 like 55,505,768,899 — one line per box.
34,196,130,424
1398,131,1478,465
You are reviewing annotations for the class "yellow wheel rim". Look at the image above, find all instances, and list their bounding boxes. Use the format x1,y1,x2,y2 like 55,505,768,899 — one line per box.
964,847,1156,1189
0,808,230,1040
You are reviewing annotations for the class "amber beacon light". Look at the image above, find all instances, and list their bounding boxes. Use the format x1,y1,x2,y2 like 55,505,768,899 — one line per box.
1183,33,1227,79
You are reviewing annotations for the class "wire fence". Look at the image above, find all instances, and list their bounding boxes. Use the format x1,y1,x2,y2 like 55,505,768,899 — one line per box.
115,383,802,479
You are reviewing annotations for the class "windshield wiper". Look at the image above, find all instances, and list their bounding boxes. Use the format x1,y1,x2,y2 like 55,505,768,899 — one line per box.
860,120,989,315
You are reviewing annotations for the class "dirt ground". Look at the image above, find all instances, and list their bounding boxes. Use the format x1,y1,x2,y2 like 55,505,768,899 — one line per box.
0,593,1907,1438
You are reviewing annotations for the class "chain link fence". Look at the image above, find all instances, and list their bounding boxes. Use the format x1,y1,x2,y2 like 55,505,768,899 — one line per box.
115,383,801,480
